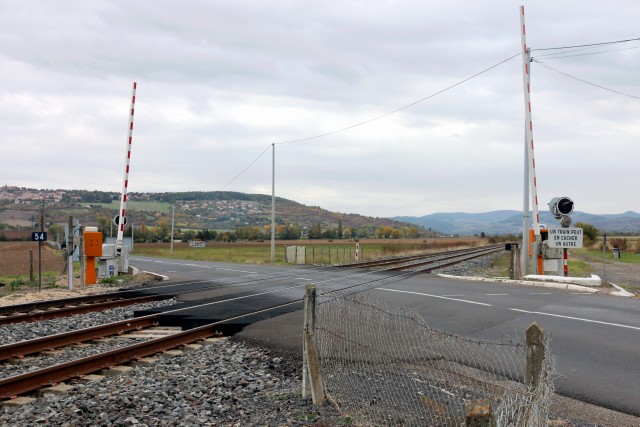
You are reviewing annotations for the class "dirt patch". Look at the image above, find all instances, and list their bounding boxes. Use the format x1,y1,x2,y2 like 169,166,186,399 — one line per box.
0,241,65,277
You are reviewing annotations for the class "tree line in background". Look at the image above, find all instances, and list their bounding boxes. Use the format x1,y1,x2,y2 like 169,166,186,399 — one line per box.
3,219,638,254
82,218,426,243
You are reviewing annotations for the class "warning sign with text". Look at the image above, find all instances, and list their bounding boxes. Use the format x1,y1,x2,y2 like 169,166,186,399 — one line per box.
547,227,583,248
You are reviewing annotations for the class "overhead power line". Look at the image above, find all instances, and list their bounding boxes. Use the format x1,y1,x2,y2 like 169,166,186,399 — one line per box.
219,52,521,189
535,45,640,60
533,36,640,52
218,144,272,190
533,60,640,101
276,53,520,145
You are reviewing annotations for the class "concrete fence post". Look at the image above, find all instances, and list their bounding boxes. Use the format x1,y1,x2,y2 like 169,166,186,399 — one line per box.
525,322,545,389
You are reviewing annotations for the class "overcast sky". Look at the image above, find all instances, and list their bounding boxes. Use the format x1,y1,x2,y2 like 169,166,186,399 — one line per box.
1,1,638,218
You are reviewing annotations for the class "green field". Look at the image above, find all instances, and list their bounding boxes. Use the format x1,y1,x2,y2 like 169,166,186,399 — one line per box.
574,248,640,265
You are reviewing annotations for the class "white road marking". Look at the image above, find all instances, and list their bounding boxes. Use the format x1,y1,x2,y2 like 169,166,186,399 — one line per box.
216,268,257,274
184,263,211,268
442,294,465,297
485,293,509,296
295,278,313,281
528,292,552,295
377,288,493,306
130,258,212,268
509,308,640,331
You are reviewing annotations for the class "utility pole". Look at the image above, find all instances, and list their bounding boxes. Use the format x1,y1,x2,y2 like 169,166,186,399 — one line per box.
602,232,607,286
170,203,175,253
271,143,276,263
522,130,530,276
67,215,74,290
79,226,86,289
38,199,44,292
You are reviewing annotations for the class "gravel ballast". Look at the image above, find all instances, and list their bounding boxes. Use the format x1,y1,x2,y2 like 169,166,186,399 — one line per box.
0,338,345,427
0,298,178,346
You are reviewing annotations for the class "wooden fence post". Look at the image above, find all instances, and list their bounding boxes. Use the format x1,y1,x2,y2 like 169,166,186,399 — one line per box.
302,284,325,404
525,323,545,389
29,249,34,283
513,244,522,280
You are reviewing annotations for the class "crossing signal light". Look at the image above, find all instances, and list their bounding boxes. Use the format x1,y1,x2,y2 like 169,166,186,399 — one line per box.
548,197,574,219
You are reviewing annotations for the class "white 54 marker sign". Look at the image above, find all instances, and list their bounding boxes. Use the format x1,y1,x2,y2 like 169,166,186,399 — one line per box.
547,227,583,248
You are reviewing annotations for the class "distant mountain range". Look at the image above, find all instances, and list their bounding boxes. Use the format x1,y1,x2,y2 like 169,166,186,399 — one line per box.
393,210,640,235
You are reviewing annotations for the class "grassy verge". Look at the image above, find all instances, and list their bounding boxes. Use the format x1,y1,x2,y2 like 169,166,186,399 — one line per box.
478,252,512,278
572,248,640,264
566,259,594,277
0,272,59,294
480,252,595,279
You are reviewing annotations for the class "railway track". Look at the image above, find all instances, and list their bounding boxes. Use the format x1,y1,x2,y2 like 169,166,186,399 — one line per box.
0,245,504,400
0,301,296,399
0,292,175,325
345,244,504,272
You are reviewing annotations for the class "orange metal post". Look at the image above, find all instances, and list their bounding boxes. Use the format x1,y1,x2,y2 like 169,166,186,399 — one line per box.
86,257,97,284
84,231,103,285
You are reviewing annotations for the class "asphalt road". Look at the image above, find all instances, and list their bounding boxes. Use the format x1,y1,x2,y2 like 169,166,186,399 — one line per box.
130,255,640,416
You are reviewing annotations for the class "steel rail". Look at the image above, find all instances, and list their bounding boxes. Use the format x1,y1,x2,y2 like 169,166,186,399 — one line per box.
343,246,486,268
387,247,504,272
0,315,160,362
0,300,300,399
0,294,173,326
349,245,503,270
0,292,143,316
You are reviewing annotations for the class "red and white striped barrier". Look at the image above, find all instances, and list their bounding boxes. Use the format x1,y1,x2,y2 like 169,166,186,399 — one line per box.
520,6,541,237
116,82,137,251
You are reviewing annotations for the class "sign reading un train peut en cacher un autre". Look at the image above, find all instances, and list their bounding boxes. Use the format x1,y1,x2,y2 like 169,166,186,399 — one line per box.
547,227,583,248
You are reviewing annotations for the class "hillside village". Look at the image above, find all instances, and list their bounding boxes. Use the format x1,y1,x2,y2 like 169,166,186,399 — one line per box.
0,186,431,242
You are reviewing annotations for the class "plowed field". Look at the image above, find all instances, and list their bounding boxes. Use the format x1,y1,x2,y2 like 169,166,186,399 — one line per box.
0,242,65,277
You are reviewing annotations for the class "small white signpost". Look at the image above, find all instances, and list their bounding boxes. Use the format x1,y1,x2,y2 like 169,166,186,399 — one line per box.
547,227,583,248
189,240,206,248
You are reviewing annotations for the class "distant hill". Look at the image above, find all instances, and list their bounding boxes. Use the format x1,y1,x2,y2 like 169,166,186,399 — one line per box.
0,187,433,237
394,210,640,235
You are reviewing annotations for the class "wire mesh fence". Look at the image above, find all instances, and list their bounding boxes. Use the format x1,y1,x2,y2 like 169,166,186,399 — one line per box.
310,288,555,426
